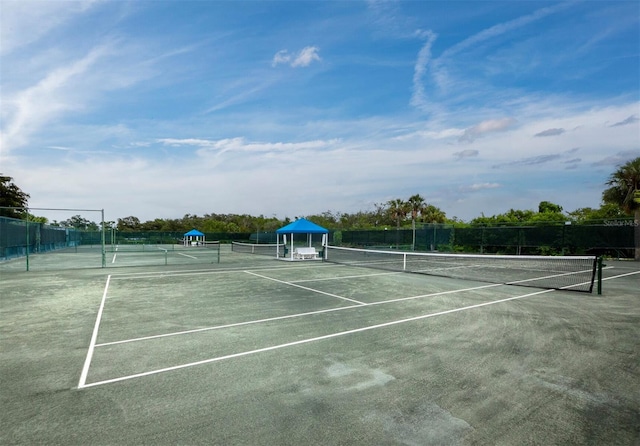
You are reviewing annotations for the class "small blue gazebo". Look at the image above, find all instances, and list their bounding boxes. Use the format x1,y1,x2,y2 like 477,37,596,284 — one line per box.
183,229,205,246
275,218,329,260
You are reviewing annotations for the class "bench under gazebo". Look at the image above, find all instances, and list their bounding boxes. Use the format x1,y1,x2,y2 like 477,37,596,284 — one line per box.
275,218,329,261
183,228,205,246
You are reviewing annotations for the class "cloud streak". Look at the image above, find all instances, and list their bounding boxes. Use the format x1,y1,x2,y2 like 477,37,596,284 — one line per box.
610,115,638,127
1,44,111,152
410,31,437,112
459,118,517,143
534,128,565,137
453,149,479,160
493,154,562,168
272,46,321,68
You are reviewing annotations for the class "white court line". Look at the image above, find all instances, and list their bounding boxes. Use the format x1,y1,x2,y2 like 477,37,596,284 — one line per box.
601,269,640,280
111,253,117,264
79,267,626,388
109,263,339,280
505,268,598,285
290,270,402,283
77,274,112,389
94,267,614,347
244,270,368,305
95,282,503,347
177,252,198,259
79,286,558,389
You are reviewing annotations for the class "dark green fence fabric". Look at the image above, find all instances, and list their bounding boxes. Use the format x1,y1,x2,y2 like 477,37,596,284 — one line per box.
340,223,636,257
0,217,82,260
106,231,251,245
1,215,636,263
0,218,252,262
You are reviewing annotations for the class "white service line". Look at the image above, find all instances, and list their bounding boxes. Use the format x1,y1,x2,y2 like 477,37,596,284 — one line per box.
95,282,503,347
79,286,556,389
108,263,340,279
244,270,367,305
601,269,640,280
77,275,112,389
177,252,198,259
290,270,402,283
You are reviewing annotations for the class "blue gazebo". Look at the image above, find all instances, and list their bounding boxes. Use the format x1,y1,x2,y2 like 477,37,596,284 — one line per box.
183,229,205,246
275,218,329,260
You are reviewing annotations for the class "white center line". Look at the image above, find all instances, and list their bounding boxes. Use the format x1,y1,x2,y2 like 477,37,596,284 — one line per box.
244,270,367,305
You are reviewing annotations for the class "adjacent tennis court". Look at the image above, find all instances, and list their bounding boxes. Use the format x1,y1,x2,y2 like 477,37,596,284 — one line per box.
1,245,639,445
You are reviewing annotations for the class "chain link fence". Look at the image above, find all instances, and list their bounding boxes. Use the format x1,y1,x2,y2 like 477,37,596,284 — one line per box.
339,222,636,258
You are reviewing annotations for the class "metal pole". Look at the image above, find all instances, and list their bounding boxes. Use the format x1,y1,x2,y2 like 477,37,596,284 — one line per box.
597,257,603,295
101,209,106,268
25,209,30,272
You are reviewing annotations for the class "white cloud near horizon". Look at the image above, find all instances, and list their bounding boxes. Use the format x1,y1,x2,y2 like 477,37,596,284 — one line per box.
6,100,638,223
461,183,501,192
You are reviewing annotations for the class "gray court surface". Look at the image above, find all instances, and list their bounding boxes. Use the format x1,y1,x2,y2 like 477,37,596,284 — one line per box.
1,246,639,445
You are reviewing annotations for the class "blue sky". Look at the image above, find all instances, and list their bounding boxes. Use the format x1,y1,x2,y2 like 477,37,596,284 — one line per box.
1,0,639,223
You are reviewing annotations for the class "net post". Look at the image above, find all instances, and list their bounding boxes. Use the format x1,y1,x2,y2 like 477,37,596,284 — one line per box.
101,209,106,268
597,256,603,295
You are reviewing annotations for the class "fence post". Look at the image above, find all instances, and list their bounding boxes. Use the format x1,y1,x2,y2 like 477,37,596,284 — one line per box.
101,209,106,268
25,213,30,272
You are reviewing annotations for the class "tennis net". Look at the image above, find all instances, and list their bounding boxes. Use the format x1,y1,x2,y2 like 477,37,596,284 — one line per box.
232,241,281,256
202,241,221,250
323,245,599,293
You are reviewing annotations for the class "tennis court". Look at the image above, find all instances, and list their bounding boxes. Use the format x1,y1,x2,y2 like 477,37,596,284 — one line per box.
1,245,639,445
0,242,223,272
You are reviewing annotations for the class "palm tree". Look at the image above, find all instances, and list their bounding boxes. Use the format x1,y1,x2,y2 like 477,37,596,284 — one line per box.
387,198,408,248
602,157,640,260
421,204,447,224
407,194,426,250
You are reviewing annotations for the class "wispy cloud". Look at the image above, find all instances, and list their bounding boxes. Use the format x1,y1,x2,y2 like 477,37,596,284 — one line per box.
592,150,640,166
411,1,578,113
0,0,102,56
453,149,479,160
460,183,501,192
493,154,562,168
439,2,574,61
459,118,517,143
534,128,565,137
1,44,112,152
410,30,437,112
272,46,321,68
157,137,340,155
610,115,639,127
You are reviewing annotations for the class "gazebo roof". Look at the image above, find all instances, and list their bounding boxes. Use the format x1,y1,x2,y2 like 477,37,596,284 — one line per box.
184,229,205,236
275,218,329,234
